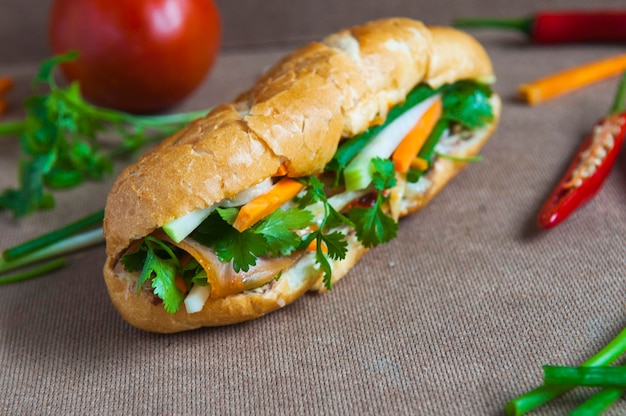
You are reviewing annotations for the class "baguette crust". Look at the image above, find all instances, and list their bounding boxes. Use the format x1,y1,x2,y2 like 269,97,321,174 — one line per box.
103,18,499,332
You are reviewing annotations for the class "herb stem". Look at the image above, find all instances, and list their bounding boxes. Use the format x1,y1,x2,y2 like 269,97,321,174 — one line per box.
0,120,26,136
505,326,626,415
0,227,103,275
544,366,626,387
60,88,209,129
570,388,625,416
3,209,104,261
0,258,67,285
610,72,626,114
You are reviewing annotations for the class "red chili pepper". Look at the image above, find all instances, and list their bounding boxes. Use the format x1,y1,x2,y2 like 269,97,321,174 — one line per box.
536,74,626,229
454,10,626,44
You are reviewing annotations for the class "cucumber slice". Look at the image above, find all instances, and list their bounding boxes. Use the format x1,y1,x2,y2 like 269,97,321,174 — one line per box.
162,206,215,243
343,94,439,191
184,284,211,313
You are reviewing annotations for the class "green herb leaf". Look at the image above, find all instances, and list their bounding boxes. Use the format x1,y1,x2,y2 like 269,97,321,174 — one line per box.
254,208,313,256
348,195,398,248
194,206,314,271
370,157,397,191
320,230,349,261
441,80,494,129
120,245,147,273
137,238,183,314
181,259,208,287
0,51,211,217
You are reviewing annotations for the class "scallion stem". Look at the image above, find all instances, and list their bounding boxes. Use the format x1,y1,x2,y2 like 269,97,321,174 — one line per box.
435,152,484,163
544,366,626,388
610,72,626,114
0,227,103,275
0,258,67,285
505,326,626,415
570,388,625,416
3,209,104,261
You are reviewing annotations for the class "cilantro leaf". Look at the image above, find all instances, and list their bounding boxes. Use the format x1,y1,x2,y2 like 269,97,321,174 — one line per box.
213,229,269,273
254,208,313,256
320,230,349,261
441,80,494,129
181,259,208,287
120,245,147,273
136,238,184,314
195,207,314,271
348,195,398,248
0,51,211,217
370,157,397,191
194,213,268,272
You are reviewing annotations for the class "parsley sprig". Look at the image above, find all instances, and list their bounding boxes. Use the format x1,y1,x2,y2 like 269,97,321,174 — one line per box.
0,52,210,217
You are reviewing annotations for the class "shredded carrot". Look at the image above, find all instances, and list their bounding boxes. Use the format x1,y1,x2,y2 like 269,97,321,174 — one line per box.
391,97,442,173
274,163,289,176
0,76,14,95
518,53,626,105
233,178,304,232
306,238,328,254
410,157,429,171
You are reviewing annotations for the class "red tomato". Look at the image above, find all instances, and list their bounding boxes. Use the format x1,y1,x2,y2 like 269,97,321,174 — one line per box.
49,0,221,113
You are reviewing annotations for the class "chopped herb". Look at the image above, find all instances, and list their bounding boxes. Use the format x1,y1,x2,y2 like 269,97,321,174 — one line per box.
0,52,210,217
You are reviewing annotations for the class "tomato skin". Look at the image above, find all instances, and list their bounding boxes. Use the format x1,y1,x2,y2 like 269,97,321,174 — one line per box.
49,0,221,113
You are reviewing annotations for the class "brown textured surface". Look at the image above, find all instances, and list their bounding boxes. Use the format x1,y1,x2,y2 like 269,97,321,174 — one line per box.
1,1,626,415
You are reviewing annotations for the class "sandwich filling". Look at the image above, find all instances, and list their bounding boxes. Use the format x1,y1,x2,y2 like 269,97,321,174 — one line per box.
116,80,497,314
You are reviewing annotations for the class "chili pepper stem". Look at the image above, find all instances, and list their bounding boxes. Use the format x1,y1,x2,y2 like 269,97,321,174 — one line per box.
453,17,533,36
610,72,626,114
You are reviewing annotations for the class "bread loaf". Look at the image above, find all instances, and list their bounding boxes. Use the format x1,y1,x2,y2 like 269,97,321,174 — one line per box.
103,18,500,332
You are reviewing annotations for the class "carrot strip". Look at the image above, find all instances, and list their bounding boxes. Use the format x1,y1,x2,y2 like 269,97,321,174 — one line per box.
518,53,626,105
0,76,14,95
391,97,442,173
233,178,304,232
306,238,328,254
273,163,289,177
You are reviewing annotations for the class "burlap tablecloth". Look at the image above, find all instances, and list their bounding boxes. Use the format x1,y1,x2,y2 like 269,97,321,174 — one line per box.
1,1,625,414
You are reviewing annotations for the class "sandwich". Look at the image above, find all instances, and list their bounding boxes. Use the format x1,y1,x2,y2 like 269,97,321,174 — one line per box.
103,18,501,333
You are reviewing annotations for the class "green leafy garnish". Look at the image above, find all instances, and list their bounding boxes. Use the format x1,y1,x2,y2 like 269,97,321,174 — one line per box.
347,157,398,248
127,236,184,314
440,80,494,129
0,52,210,217
325,83,438,181
298,177,352,289
193,207,314,272
325,80,493,184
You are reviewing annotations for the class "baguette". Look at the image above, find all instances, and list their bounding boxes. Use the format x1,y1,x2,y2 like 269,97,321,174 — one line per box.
103,18,501,333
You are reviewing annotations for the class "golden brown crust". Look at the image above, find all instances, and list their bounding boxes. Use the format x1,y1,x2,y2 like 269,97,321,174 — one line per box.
103,18,499,332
